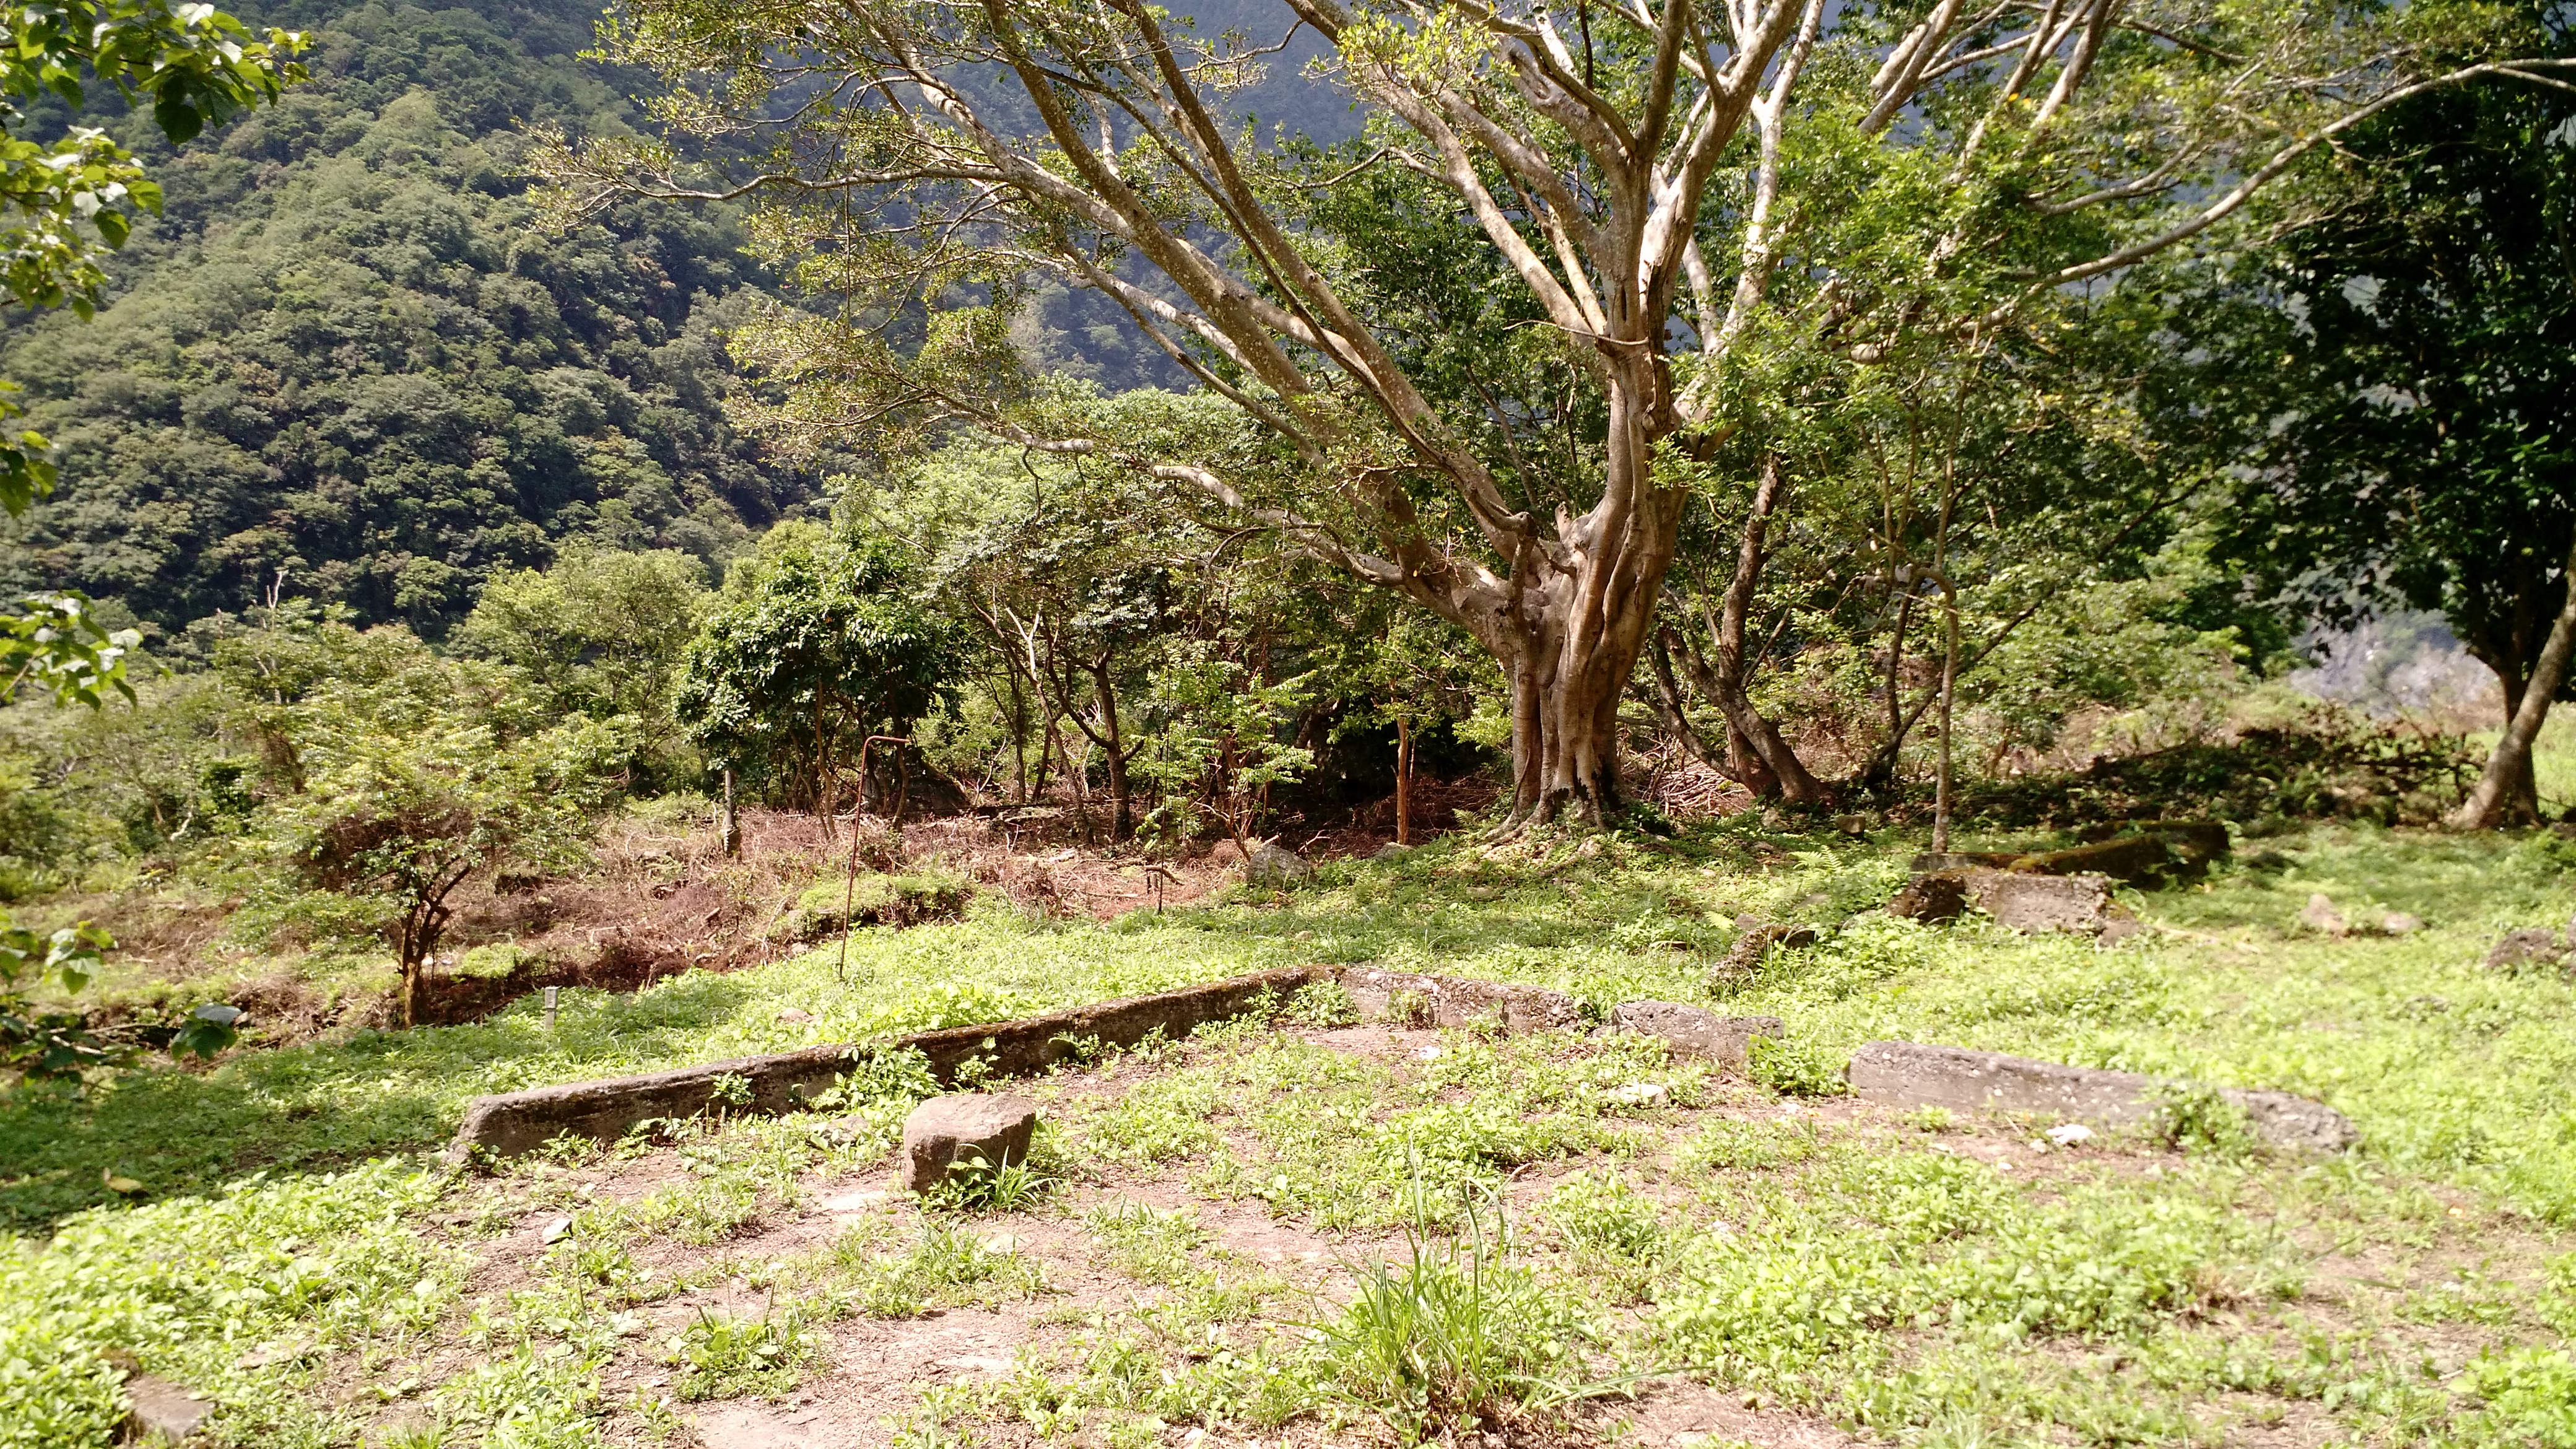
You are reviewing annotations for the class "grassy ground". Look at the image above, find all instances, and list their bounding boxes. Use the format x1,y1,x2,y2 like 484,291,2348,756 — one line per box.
4,820,2575,1446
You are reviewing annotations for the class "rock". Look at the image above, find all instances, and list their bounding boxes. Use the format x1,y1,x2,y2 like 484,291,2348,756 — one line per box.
2485,928,2572,973
1967,872,2130,936
2380,913,2424,937
2045,1123,2095,1146
125,1375,214,1443
1372,843,1412,861
776,1007,814,1025
1604,1001,1783,1071
898,1094,1040,1193
1245,842,1312,886
1845,1040,2357,1152
1834,814,1869,837
540,1216,573,1245
1887,870,1971,923
2299,894,2348,937
1714,922,1817,980
1603,1081,1669,1108
1340,969,1586,1033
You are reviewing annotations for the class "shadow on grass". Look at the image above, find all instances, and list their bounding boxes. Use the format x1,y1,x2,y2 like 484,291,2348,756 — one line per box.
0,972,759,1231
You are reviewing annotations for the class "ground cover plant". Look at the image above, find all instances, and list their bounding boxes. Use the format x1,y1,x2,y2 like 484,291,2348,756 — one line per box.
0,818,2572,1445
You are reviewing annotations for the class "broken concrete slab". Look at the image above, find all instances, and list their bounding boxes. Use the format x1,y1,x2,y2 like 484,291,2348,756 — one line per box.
448,965,1323,1160
1340,968,1586,1032
1604,1001,1783,1070
899,1094,1038,1193
125,1374,213,1443
1890,869,2134,937
1845,1040,2357,1151
1968,871,2131,936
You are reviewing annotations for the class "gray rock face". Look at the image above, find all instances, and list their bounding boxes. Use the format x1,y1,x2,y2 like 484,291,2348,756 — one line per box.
899,1094,1040,1193
1341,968,1585,1032
1605,1001,1783,1071
126,1375,214,1443
1245,843,1312,886
1845,1040,2357,1152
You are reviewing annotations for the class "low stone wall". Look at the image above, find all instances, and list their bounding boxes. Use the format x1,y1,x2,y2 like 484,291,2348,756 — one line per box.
1339,968,1587,1032
1604,1000,1782,1069
450,964,1795,1162
449,965,1325,1160
1846,1040,2357,1151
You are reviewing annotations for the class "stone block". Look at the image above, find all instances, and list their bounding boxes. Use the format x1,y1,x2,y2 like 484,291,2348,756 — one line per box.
899,1094,1038,1193
1887,870,1971,923
2486,928,2572,973
1713,922,1818,980
1846,1040,2355,1152
1341,968,1585,1032
125,1375,213,1443
1604,1001,1783,1070
2299,893,2348,936
1967,871,2128,936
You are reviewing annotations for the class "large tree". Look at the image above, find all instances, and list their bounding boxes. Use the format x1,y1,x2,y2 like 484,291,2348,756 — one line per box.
2183,11,2574,825
541,0,2563,823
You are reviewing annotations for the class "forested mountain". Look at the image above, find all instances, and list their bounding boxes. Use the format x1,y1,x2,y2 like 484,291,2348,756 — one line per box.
0,0,819,638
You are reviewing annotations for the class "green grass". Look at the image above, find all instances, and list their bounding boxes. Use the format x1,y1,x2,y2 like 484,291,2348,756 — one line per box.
6,818,2576,1445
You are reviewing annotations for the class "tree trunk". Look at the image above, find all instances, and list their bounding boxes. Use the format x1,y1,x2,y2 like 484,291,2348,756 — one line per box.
1650,627,1778,795
1395,715,1413,846
2453,534,2576,829
1697,456,1826,804
1090,662,1133,840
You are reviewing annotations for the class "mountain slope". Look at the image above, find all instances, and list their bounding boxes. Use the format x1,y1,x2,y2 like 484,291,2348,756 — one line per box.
0,0,822,637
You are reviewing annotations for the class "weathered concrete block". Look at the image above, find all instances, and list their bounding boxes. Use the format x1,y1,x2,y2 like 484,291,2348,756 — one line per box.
448,965,1323,1160
126,1374,213,1443
1966,871,2128,936
1605,1001,1782,1070
1341,968,1585,1032
899,1094,1038,1193
1846,1040,2356,1151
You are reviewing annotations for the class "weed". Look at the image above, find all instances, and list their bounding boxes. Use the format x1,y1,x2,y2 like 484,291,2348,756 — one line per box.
2149,1082,2258,1158
1282,980,1358,1028
1082,1200,1209,1282
1311,1204,1603,1442
1747,1034,1848,1097
1679,1116,1821,1172
662,1303,819,1400
923,1147,1059,1213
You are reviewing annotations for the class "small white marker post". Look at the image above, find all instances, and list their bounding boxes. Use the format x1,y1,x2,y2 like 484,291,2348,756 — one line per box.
543,986,559,1031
